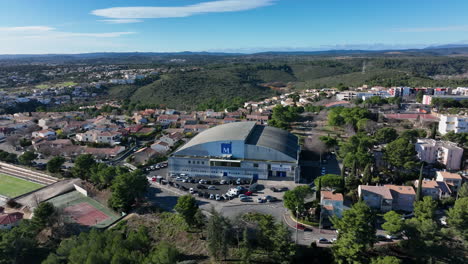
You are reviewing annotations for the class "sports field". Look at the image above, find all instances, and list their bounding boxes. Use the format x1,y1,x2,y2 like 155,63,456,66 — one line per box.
0,173,44,198
47,191,120,228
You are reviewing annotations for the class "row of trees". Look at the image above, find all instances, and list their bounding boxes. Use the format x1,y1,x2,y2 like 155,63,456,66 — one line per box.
331,196,468,263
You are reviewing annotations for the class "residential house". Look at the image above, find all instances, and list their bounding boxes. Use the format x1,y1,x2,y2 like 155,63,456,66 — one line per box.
384,185,416,212
436,171,463,193
159,132,183,147
133,147,158,165
415,139,463,170
32,129,56,139
320,191,344,218
0,212,23,230
414,180,452,200
157,115,179,126
183,124,209,133
76,130,121,146
358,185,393,212
150,141,171,154
84,146,125,159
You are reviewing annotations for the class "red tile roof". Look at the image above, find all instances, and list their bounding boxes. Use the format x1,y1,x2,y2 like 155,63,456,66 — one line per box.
0,212,23,225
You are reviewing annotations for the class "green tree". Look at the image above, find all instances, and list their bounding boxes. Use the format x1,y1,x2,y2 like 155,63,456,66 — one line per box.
271,224,295,263
331,202,376,264
382,211,404,236
108,170,149,212
416,90,424,103
31,202,57,229
239,228,252,264
384,137,419,171
416,163,424,201
18,151,37,165
414,196,437,221
447,197,468,242
361,163,372,185
174,195,199,228
72,154,96,179
316,178,322,201
47,156,65,173
458,182,468,198
145,242,179,264
206,209,231,261
370,256,402,264
314,174,343,189
319,136,338,150
283,185,312,215
374,127,398,144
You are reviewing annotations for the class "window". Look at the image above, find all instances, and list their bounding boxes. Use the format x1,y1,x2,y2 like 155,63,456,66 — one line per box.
188,161,191,164
253,163,259,168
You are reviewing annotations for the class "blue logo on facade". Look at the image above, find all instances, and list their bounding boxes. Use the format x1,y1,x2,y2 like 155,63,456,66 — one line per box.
221,143,232,154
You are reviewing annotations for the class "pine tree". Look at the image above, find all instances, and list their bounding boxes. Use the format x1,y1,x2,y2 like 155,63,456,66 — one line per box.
416,163,424,201
341,165,346,193
362,163,372,185
316,178,322,201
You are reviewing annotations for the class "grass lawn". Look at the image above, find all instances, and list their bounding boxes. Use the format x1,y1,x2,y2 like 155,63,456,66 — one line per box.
0,174,44,198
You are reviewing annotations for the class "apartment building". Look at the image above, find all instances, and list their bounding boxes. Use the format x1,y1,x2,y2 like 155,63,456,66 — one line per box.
438,114,468,135
415,139,463,170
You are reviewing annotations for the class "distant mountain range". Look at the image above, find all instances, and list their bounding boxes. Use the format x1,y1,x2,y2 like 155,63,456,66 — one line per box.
3,45,468,63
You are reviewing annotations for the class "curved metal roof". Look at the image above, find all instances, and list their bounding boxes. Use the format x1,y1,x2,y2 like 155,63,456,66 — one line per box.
175,122,299,160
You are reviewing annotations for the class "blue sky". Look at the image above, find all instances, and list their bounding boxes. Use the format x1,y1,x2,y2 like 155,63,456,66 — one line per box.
2,0,468,54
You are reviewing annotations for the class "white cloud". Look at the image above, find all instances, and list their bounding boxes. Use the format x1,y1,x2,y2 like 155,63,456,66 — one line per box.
99,19,143,24
394,25,468,32
0,26,135,40
91,0,275,19
0,26,55,32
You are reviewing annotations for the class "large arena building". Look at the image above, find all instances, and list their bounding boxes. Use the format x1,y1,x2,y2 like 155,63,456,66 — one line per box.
169,122,300,181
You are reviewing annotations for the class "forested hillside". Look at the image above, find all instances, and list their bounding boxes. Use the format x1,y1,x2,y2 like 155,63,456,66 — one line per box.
106,56,468,109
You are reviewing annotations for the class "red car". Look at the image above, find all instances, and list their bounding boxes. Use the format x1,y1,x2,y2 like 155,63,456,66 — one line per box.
245,191,253,196
296,224,311,231
151,177,157,182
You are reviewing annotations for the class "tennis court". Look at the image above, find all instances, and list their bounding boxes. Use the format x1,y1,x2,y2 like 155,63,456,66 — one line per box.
47,191,120,228
0,173,44,198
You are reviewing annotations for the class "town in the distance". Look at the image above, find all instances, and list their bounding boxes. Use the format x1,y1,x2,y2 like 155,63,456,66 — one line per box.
0,51,467,264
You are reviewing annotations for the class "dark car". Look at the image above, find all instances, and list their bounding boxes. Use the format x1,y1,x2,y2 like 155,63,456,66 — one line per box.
279,187,289,192
270,187,279,192
197,184,206,189
198,192,204,197
204,192,210,198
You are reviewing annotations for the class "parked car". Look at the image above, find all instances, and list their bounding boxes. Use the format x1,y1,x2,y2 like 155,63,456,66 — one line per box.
215,194,221,201
222,194,228,200
236,178,242,185
376,235,388,241
207,185,216,190
317,238,329,244
240,196,250,202
264,195,277,202
245,191,253,196
199,179,207,184
220,180,228,185
270,187,279,192
189,188,195,194
257,197,264,203
197,184,206,189
296,224,306,230
279,187,289,192
198,192,204,197
175,177,183,181
204,192,210,198
209,194,215,200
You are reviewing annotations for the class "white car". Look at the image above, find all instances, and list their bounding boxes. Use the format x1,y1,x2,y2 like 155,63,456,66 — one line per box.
215,194,221,201
189,188,195,194
207,185,216,190
199,179,207,184
220,180,228,185
209,194,215,200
